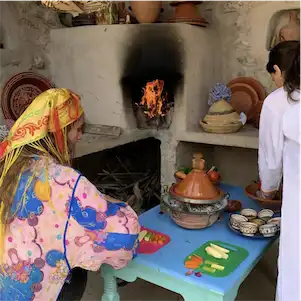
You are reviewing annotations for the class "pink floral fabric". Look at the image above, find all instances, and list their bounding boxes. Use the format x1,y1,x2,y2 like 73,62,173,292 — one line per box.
0,158,140,301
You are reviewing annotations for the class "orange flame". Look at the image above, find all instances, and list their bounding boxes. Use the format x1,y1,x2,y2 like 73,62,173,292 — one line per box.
139,79,167,119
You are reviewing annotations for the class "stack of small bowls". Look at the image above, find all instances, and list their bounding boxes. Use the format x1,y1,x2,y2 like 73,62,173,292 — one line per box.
230,208,280,238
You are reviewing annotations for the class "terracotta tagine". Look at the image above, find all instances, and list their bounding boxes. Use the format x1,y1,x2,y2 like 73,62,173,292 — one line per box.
130,1,162,23
172,156,220,201
168,1,208,26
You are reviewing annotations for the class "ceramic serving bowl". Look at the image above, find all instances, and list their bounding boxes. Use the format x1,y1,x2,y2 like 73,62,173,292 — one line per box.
252,218,265,227
240,222,258,237
258,209,274,221
267,217,281,230
259,223,278,237
240,208,257,220
230,214,248,230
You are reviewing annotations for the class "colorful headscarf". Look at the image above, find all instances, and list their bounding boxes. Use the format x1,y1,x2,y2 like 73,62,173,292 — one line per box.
0,88,83,262
0,88,83,182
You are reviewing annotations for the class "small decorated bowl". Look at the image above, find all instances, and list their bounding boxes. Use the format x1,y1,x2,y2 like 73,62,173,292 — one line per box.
230,214,248,230
240,222,258,237
267,217,281,230
241,208,257,221
252,218,265,227
259,223,278,237
258,209,274,221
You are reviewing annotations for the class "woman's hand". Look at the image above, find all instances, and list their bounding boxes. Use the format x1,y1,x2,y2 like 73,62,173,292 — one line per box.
256,189,277,199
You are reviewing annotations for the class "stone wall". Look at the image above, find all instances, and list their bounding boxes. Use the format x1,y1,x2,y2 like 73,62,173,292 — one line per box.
0,1,60,124
200,1,300,93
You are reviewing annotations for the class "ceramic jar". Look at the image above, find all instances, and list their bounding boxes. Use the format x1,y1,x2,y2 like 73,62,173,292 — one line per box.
130,1,162,23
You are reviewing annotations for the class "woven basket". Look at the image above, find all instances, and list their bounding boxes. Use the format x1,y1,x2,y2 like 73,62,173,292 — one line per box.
245,183,282,212
203,112,240,125
200,121,242,134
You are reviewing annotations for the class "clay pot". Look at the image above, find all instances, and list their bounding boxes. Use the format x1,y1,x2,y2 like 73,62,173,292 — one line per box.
169,1,207,25
279,11,300,43
130,1,162,23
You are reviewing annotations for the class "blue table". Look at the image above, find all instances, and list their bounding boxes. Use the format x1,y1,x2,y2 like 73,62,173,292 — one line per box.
101,184,276,301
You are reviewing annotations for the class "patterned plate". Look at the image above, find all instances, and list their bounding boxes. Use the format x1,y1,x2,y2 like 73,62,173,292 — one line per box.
1,72,54,121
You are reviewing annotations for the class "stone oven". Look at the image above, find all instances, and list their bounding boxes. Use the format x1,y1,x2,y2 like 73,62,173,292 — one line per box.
121,26,183,129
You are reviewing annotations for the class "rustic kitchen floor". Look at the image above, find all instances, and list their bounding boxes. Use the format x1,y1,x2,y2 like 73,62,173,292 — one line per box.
81,263,275,301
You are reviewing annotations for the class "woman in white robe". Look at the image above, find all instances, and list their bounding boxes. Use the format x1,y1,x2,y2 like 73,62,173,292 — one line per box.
258,40,300,301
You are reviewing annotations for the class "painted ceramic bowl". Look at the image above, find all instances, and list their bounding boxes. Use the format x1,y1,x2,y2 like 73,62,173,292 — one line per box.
230,214,248,230
259,223,278,237
267,217,281,230
240,222,258,237
240,208,257,220
258,209,274,221
252,218,265,227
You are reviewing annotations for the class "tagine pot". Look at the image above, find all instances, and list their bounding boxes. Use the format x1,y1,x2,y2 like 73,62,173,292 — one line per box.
170,154,223,203
130,1,162,23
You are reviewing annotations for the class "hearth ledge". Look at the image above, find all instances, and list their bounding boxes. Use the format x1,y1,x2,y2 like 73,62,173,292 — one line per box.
74,129,154,158
176,124,259,149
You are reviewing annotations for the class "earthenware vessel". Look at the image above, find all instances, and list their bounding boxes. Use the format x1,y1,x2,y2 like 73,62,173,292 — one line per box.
130,1,162,23
240,222,258,237
267,217,281,230
258,209,274,221
240,208,257,221
230,214,248,230
259,224,278,237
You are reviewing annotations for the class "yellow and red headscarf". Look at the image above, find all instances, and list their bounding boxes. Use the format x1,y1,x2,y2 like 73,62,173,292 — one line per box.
0,88,83,185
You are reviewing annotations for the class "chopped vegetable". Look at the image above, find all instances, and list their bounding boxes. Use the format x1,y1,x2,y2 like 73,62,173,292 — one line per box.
211,264,225,271
205,246,229,260
195,272,202,277
204,260,216,266
144,232,153,242
205,246,223,259
175,171,187,180
203,266,216,273
138,230,148,242
210,243,230,254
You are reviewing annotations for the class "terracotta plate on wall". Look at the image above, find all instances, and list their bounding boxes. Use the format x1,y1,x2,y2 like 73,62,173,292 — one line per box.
228,83,258,120
1,72,54,121
227,77,266,101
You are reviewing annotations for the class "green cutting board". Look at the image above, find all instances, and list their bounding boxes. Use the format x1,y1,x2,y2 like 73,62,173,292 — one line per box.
184,240,249,277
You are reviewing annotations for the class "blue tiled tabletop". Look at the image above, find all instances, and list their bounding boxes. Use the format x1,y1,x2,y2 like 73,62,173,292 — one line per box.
134,184,276,296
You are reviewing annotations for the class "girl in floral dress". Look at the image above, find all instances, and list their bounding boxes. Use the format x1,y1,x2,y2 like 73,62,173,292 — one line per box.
0,88,140,301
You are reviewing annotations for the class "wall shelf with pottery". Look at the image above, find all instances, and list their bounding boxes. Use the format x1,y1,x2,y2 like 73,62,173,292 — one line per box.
176,124,258,150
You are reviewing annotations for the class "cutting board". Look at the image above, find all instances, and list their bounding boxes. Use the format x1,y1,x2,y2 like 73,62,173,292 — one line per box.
184,240,248,277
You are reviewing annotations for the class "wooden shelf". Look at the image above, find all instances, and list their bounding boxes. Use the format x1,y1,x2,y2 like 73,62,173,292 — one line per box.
176,124,259,149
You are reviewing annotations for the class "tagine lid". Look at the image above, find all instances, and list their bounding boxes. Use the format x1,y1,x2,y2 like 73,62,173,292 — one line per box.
173,157,220,200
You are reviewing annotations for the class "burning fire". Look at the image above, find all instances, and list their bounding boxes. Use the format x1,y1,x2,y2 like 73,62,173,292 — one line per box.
139,79,167,119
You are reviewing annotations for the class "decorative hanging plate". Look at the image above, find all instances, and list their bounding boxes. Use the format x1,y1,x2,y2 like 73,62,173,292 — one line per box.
227,77,266,101
1,72,54,121
228,83,258,121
